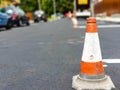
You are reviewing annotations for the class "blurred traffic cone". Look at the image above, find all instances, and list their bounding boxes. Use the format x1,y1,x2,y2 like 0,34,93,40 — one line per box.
71,17,78,28
72,17,115,90
71,11,78,28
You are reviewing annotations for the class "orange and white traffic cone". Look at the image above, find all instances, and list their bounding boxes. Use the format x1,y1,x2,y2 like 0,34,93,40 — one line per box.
72,17,115,90
71,11,78,28
71,17,78,28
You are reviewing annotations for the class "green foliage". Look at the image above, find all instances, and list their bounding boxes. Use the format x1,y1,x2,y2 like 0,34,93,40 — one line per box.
56,0,73,14
41,0,53,16
20,0,38,12
20,0,73,15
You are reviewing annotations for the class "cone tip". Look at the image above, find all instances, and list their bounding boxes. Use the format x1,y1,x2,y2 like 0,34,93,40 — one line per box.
86,17,97,33
87,17,96,23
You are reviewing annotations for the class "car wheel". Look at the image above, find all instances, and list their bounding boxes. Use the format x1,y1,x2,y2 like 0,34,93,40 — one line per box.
6,19,12,30
26,21,30,26
34,19,39,23
6,25,11,30
44,19,47,22
17,19,23,27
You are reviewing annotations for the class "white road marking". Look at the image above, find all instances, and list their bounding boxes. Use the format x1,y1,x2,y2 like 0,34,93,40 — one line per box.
78,25,120,29
103,64,108,67
103,59,120,67
103,59,120,63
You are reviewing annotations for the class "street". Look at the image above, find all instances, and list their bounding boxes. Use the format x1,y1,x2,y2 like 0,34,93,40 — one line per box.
0,18,120,90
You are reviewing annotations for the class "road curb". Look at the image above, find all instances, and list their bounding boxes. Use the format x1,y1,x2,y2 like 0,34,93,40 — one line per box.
96,17,120,24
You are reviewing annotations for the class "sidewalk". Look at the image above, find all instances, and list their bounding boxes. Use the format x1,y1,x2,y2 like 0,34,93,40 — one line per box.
96,14,120,23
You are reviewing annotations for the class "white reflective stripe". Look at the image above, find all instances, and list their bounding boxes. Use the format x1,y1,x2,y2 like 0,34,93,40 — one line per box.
103,59,120,63
72,18,78,25
82,33,102,62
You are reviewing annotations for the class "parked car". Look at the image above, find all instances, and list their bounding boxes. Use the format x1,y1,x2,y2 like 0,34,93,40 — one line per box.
0,11,12,29
33,10,47,22
56,13,64,19
2,6,30,27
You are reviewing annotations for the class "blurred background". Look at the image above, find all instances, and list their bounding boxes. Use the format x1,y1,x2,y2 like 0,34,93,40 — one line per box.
0,0,119,18
0,0,120,29
0,0,120,20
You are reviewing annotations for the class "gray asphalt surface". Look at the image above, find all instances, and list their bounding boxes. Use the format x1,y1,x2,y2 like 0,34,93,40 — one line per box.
0,18,120,90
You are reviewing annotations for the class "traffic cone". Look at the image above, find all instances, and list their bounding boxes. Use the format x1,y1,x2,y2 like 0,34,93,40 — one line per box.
72,17,115,90
71,17,78,28
71,11,78,28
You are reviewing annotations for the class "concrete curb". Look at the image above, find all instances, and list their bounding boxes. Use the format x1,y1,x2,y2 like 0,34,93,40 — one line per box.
96,17,120,23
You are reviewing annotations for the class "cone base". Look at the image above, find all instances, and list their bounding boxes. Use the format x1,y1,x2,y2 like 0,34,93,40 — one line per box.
72,74,115,90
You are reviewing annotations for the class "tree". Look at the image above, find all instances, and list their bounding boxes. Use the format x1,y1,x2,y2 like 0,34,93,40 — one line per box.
20,0,38,12
20,0,73,16
41,0,73,15
41,0,53,16
56,0,73,14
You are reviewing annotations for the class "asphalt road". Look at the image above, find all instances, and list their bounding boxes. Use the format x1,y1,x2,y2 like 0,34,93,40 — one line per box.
0,18,120,90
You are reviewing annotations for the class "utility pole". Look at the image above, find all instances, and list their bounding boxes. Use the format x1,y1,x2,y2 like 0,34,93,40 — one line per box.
74,0,76,11
53,0,56,17
38,0,41,10
90,0,94,17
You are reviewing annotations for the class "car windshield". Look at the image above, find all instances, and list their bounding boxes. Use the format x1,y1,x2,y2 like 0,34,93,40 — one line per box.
0,7,6,13
15,7,25,16
34,10,44,15
5,6,25,16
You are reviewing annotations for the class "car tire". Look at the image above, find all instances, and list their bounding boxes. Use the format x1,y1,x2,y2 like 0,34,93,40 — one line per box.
34,19,39,23
6,19,12,30
44,19,47,22
26,21,30,26
6,25,11,30
17,19,23,27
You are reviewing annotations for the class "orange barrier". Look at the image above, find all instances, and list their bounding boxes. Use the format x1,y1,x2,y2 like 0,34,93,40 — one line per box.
72,17,115,90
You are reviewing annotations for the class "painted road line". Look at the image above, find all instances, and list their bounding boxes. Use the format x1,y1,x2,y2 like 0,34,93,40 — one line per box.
103,64,108,67
103,59,120,63
78,25,120,29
